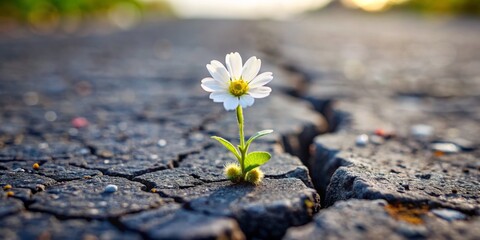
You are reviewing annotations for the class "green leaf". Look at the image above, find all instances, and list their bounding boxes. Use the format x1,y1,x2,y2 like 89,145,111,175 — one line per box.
245,129,274,150
211,136,241,161
244,151,271,173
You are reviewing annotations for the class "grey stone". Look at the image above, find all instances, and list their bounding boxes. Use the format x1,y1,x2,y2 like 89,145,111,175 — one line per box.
430,142,459,154
2,9,480,240
311,133,480,211
0,212,141,240
0,170,56,192
121,204,245,240
411,124,433,140
0,161,102,181
432,209,467,222
0,197,24,218
159,178,320,239
134,168,204,189
284,200,480,240
4,187,33,203
0,143,89,162
355,134,369,147
30,176,166,219
104,184,118,193
38,163,103,181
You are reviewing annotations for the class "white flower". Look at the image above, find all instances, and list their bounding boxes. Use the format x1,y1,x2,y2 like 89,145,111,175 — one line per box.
201,52,273,110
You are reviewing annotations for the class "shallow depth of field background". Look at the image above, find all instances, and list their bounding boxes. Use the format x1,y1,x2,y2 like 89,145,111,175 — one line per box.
1,0,479,36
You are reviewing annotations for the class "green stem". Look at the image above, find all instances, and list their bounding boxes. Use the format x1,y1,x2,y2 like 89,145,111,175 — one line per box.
236,105,246,175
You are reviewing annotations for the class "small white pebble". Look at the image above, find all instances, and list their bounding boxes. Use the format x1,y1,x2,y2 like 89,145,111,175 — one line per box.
38,142,49,149
104,184,118,193
44,111,57,122
13,168,25,172
432,209,466,221
430,143,459,154
190,133,204,141
157,139,167,147
355,134,369,147
411,124,433,139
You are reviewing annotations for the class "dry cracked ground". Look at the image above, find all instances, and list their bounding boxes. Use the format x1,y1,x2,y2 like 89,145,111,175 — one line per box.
1,10,480,240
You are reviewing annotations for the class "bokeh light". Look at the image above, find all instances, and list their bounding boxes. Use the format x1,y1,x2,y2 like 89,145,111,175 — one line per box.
0,0,479,36
341,0,408,12
162,0,332,19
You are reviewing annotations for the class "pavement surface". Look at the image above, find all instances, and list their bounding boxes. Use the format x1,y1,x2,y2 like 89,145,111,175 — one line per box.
0,9,479,240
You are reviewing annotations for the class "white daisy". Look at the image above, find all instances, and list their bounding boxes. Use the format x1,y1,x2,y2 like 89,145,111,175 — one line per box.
201,52,273,111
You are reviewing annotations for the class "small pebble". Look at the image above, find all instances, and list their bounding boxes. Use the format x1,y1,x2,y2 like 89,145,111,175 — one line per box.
68,128,79,136
411,124,433,140
157,139,167,147
374,128,386,137
432,209,467,221
3,184,12,191
104,184,118,193
190,133,204,141
6,191,14,197
13,168,25,172
150,188,157,193
72,117,89,128
355,134,369,147
44,111,57,122
99,150,113,158
39,142,49,149
79,148,90,155
36,184,45,192
370,135,384,145
33,163,40,170
430,142,459,154
23,91,39,106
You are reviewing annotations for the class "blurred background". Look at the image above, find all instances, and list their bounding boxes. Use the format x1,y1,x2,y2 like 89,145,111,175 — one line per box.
1,0,479,36
0,0,479,139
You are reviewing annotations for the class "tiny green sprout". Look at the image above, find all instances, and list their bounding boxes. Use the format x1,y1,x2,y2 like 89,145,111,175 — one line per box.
201,52,274,185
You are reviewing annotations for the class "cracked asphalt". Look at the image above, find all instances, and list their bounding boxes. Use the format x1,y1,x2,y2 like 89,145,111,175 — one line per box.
1,9,480,240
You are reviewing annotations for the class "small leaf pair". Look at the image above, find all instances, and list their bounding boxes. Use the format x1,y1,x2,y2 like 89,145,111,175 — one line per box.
212,128,273,184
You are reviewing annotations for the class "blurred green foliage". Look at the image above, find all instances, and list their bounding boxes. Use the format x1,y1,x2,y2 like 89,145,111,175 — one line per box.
0,1,172,22
0,0,174,33
399,0,480,15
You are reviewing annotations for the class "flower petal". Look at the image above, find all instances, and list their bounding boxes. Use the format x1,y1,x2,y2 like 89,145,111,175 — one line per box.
248,86,272,98
249,72,273,88
223,95,239,111
209,91,230,103
201,78,225,92
239,95,255,108
225,52,242,80
241,57,261,82
207,60,230,86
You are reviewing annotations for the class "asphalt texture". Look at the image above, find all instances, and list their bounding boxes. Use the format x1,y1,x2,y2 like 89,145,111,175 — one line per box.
1,9,479,240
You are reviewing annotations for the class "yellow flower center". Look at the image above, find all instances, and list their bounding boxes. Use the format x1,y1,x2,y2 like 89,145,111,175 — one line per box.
229,79,249,97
